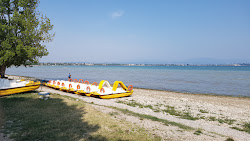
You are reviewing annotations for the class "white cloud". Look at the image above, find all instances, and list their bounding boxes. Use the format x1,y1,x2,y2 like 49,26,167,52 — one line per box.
111,10,124,19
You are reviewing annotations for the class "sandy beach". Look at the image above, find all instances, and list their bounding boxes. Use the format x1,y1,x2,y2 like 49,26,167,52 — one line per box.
36,86,249,141
3,75,250,140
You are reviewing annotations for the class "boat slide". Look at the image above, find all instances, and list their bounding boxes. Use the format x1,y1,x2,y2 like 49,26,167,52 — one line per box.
44,79,133,99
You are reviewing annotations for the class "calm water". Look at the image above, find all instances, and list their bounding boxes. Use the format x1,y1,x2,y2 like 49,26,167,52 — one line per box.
6,65,250,97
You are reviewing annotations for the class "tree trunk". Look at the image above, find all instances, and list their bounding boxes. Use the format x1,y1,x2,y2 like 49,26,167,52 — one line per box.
0,65,6,78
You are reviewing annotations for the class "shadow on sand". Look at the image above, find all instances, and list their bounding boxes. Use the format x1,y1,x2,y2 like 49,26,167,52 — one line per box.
0,93,106,141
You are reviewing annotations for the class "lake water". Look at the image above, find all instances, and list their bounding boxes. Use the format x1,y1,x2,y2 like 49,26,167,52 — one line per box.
6,65,250,97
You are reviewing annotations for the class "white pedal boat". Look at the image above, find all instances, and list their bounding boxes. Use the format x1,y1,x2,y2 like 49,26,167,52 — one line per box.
44,79,133,99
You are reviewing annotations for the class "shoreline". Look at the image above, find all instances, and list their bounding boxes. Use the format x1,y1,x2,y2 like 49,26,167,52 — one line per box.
135,87,250,99
5,74,250,98
2,74,250,140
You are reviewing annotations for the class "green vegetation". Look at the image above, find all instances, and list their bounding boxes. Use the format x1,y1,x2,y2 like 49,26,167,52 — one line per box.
193,129,203,135
0,93,160,141
231,127,244,131
162,106,199,120
209,116,235,125
162,105,179,116
209,116,217,121
181,112,199,120
107,106,194,131
225,137,235,141
117,100,240,126
199,109,209,113
217,118,236,125
117,100,199,120
243,122,250,133
117,100,152,109
0,0,54,78
231,122,250,134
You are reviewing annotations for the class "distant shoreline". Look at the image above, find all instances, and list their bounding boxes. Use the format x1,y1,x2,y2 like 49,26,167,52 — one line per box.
34,62,250,67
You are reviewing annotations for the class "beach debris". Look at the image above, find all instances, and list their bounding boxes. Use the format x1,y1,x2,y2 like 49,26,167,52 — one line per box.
38,92,50,100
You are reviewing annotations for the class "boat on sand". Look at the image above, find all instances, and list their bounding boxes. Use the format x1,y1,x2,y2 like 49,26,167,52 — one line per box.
0,78,41,96
44,79,133,99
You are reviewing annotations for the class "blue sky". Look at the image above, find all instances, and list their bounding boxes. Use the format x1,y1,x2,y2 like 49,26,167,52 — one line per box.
38,0,250,64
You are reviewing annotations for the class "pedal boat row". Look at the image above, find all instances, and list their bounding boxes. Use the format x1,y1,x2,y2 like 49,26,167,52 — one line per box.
0,79,41,96
44,79,133,99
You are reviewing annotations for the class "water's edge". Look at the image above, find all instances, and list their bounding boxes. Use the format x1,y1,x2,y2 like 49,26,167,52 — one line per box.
6,65,250,97
6,74,250,98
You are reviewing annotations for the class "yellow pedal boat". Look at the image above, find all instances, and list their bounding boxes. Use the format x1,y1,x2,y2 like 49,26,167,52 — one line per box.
0,79,41,96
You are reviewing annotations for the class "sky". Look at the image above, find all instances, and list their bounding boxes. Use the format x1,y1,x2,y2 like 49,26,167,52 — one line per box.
38,0,250,64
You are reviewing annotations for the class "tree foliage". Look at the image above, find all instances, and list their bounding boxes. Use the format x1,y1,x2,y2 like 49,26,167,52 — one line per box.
0,0,54,77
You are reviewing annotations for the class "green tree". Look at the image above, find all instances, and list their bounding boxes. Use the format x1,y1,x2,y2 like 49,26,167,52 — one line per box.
0,0,54,78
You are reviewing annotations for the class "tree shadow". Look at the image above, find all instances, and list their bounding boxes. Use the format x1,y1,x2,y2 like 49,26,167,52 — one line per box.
0,93,107,141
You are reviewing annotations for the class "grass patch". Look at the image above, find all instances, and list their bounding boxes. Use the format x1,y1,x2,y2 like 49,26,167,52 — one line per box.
193,129,203,135
182,112,199,120
217,118,235,125
225,137,235,141
0,93,161,141
208,116,216,121
199,109,209,113
107,106,194,131
231,126,244,131
162,105,181,116
153,109,161,112
162,107,198,120
243,122,250,133
117,100,238,124
231,122,250,134
117,100,152,109
209,116,235,125
117,100,199,121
